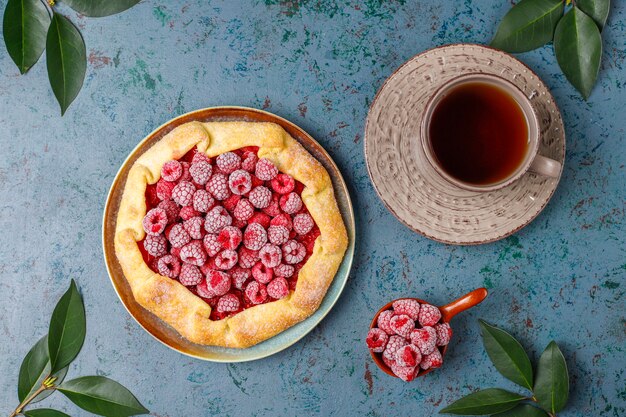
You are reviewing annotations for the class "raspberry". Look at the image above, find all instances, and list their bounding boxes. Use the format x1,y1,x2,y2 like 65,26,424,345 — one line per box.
366,328,389,353
192,151,211,165
217,293,240,313
215,249,238,270
231,267,251,290
249,186,272,209
161,160,182,182
204,206,232,234
180,240,207,266
157,254,181,278
267,277,289,299
170,247,181,259
391,364,418,382
167,223,191,248
182,217,203,239
143,208,168,236
206,173,231,200
248,212,271,229
270,173,295,194
409,326,437,355
390,314,415,338
268,225,289,245
418,304,442,327
279,192,302,214
255,158,278,180
282,240,306,264
157,200,180,224
251,175,264,188
195,279,213,299
180,161,192,181
238,247,259,268
392,299,421,320
395,344,422,368
172,181,195,206
200,258,216,276
156,179,175,200
383,335,408,362
382,355,396,369
205,270,231,297
179,206,200,220
293,213,314,235
243,223,267,250
262,194,281,217
143,235,167,257
228,170,252,195
179,263,203,286
435,323,453,346
259,243,282,268
241,151,258,172
232,218,247,229
299,228,320,253
202,233,222,257
245,281,267,305
377,310,395,335
217,226,242,250
274,263,294,278
420,349,443,370
252,261,273,284
216,152,241,174
270,213,292,230
233,198,254,221
192,189,214,213
189,160,213,185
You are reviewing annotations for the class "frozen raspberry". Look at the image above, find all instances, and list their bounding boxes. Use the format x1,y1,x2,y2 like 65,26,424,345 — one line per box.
377,310,395,335
170,246,181,259
215,249,238,270
435,323,453,346
205,270,231,297
216,152,241,174
192,189,214,213
183,217,204,240
204,206,232,234
279,192,302,214
251,261,273,284
156,179,175,201
267,225,289,245
143,208,168,236
293,213,314,235
172,181,195,206
270,173,295,194
189,160,213,185
241,151,258,172
157,200,180,224
166,223,191,248
418,304,442,327
157,254,181,278
161,160,182,182
270,213,293,230
238,246,259,268
391,364,418,382
206,173,231,200
217,226,242,250
392,299,421,320
179,263,203,286
383,335,408,362
420,349,443,370
274,263,294,278
231,267,251,290
228,170,252,195
255,158,278,180
202,233,222,257
179,206,200,221
365,328,388,353
245,281,268,305
251,175,264,188
267,277,289,299
233,198,254,221
248,212,271,229
390,314,415,338
195,279,213,299
243,223,268,250
180,240,207,266
282,240,306,264
262,194,281,217
179,161,192,181
395,344,422,368
217,293,240,313
232,218,247,229
200,258,216,276
249,186,272,209
259,244,282,268
143,234,167,257
192,151,211,165
409,326,437,355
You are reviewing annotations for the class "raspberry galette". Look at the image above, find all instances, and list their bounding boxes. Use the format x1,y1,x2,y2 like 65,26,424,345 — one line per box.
114,121,348,348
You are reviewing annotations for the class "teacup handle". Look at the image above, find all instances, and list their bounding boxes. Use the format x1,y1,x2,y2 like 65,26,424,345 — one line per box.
439,288,488,322
529,154,561,178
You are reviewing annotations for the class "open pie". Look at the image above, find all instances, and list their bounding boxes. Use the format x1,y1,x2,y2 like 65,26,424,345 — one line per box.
114,121,348,348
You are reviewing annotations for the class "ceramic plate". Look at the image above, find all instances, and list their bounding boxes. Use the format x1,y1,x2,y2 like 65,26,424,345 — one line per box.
103,107,355,362
364,44,565,245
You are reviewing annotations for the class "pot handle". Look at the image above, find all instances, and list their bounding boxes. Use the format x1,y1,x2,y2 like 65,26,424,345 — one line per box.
439,288,488,322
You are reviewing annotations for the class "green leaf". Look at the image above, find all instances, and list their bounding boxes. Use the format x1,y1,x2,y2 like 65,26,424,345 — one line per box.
577,0,610,29
534,341,569,414
18,335,69,404
58,376,149,417
553,6,602,99
490,0,564,53
48,279,86,373
493,404,549,417
24,409,71,417
2,0,51,73
46,13,86,115
439,388,526,415
479,320,533,391
60,0,140,17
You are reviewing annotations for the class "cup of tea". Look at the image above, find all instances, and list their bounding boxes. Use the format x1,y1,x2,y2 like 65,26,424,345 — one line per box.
420,73,561,192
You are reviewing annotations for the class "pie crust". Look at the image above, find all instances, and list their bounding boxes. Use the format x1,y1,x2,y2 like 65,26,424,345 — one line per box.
114,121,348,348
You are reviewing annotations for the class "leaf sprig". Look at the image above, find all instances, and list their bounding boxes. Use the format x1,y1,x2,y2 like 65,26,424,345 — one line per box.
491,0,610,99
9,280,149,417
440,320,570,417
2,0,140,115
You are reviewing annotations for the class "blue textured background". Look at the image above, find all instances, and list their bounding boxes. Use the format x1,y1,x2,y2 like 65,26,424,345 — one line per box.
1,1,624,416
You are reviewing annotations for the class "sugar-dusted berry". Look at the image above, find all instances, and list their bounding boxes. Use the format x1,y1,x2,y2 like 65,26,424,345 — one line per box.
189,160,213,185
366,328,389,353
249,186,272,209
395,344,422,368
251,261,273,284
179,161,192,181
179,263,203,286
228,170,252,195
390,314,415,338
248,212,271,229
143,234,167,257
216,152,241,174
238,246,259,268
192,151,211,165
192,189,214,213
215,249,238,270
270,213,293,230
392,299,421,320
293,213,314,235
183,216,204,240
274,263,294,278
217,293,240,313
157,200,180,224
217,226,242,250
268,225,289,245
420,349,443,370
205,270,231,297
383,335,408,362
156,179,175,201
143,208,168,236
391,364,418,382
255,158,278,180
434,322,453,346
204,206,232,234
243,223,267,250
161,160,182,182
179,206,200,221
279,192,302,214
157,254,181,278
259,243,282,268
206,173,231,200
270,173,295,194
241,151,258,172
172,181,196,206
410,326,437,355
231,267,251,290
233,198,254,221
180,240,207,266
245,281,268,305
377,310,395,335
167,223,191,248
418,304,442,327
282,240,306,264
202,233,222,257
267,277,289,299
262,194,281,217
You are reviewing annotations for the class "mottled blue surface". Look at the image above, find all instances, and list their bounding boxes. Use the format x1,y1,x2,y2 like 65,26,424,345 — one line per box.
0,1,624,416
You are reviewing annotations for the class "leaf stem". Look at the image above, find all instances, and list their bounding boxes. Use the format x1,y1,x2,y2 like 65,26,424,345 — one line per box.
9,380,55,417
